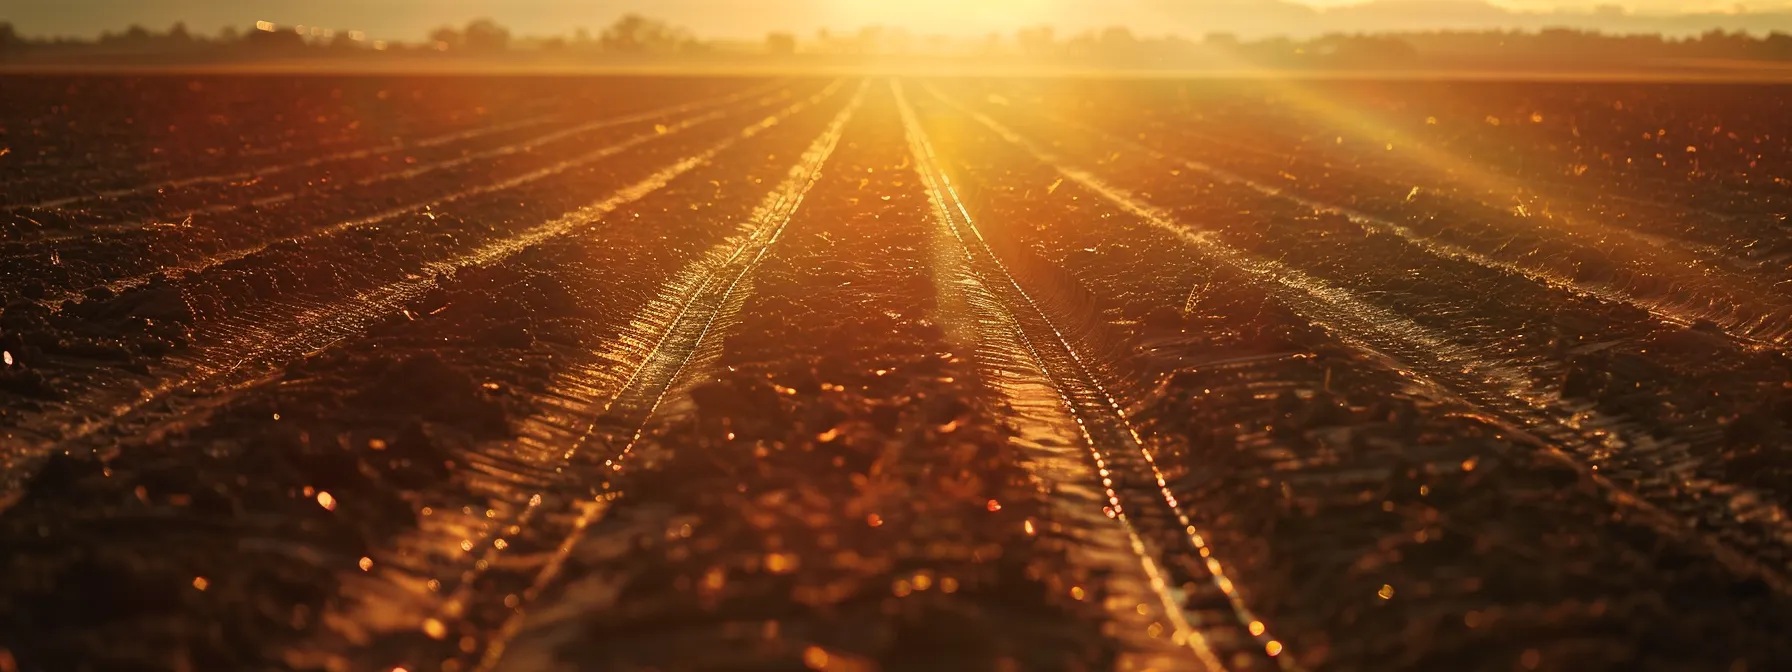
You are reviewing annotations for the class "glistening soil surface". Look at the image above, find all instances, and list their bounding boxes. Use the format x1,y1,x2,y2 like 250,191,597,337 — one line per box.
3,74,1792,672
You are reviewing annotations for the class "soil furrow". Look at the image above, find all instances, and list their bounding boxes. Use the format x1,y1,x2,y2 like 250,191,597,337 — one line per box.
0,80,615,213
925,84,1792,593
0,77,569,197
3,82,821,307
0,79,866,672
484,82,1115,672
902,79,1792,671
10,72,1792,672
281,80,873,672
990,80,1792,258
463,80,869,672
931,85,1792,591
1,78,784,244
4,111,560,213
1033,110,1792,354
0,85,847,500
899,81,1293,672
963,82,1792,348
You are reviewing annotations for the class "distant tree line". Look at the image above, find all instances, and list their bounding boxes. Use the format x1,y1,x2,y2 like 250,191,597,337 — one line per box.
6,15,1792,69
1399,28,1792,61
989,24,1792,66
0,15,706,61
429,19,512,52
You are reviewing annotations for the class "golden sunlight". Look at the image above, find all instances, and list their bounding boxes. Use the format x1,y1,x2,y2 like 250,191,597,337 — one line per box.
6,2,1792,671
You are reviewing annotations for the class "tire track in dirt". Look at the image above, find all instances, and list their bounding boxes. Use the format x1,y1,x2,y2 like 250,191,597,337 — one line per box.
2,111,560,213
22,83,824,309
0,79,745,214
449,81,868,672
278,81,871,672
898,82,1293,672
1157,121,1760,243
1150,93,1787,242
0,82,831,437
488,81,1118,672
910,83,1792,670
1021,108,1792,353
2,79,789,247
1001,80,1790,257
350,80,781,188
921,83,1792,596
0,85,851,507
0,81,569,203
0,79,867,672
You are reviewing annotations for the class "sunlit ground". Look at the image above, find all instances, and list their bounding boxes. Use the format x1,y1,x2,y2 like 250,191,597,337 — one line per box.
2,67,1792,671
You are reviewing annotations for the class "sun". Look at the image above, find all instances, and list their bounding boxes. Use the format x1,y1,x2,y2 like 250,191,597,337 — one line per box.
830,0,1063,34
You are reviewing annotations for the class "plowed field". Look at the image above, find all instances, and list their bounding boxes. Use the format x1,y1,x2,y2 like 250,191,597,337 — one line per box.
4,75,1792,672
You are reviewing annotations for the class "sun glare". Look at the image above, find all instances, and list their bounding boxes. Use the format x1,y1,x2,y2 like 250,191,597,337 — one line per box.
830,0,1061,33
10,1,1792,671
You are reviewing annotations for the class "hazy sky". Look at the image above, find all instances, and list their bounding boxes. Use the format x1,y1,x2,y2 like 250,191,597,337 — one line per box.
8,0,1791,40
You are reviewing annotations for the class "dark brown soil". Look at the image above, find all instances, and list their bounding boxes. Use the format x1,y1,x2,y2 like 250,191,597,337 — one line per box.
5,74,1792,672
